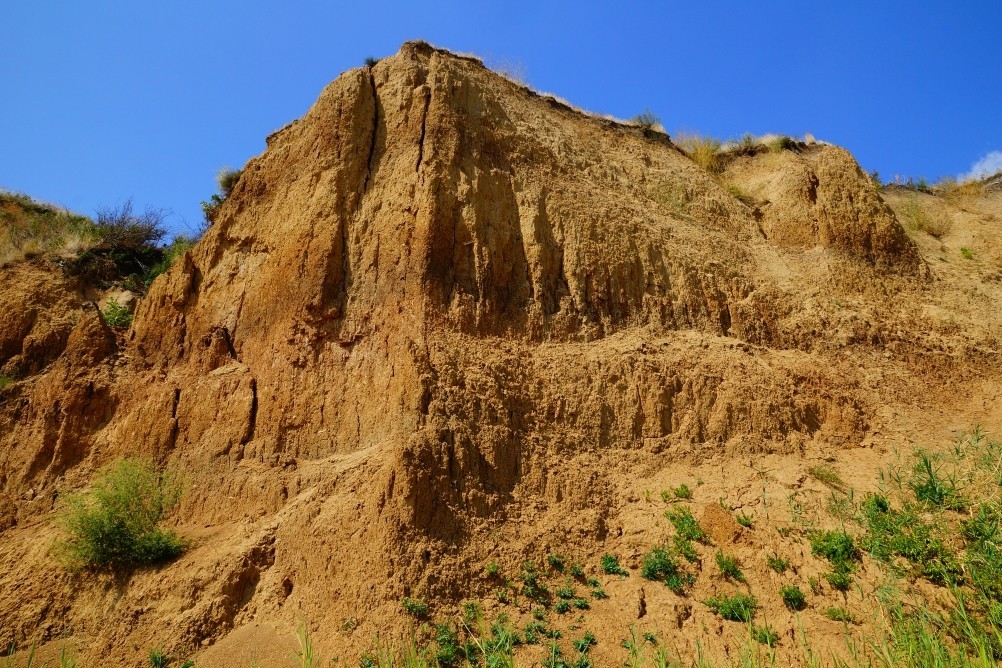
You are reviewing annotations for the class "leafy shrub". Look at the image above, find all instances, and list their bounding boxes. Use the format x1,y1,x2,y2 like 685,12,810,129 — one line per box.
641,546,694,594
781,584,806,611
824,606,857,623
601,553,628,575
555,584,576,600
825,570,853,591
671,484,693,500
555,600,571,614
364,56,379,67
102,298,133,328
752,625,778,647
705,593,757,622
142,234,196,286
715,551,745,582
57,458,184,567
521,562,546,599
547,553,566,571
810,530,860,571
402,597,429,617
666,507,708,543
0,375,14,391
862,492,964,586
641,546,678,581
735,512,753,529
767,554,789,574
672,535,699,563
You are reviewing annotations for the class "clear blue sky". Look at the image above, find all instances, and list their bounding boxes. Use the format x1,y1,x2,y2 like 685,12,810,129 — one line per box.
3,1,1000,238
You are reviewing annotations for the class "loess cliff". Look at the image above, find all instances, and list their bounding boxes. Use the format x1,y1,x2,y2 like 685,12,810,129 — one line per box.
1,41,1001,666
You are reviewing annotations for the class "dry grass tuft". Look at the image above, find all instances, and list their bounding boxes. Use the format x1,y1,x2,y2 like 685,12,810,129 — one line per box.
0,192,99,266
935,176,986,202
675,133,723,174
900,198,952,238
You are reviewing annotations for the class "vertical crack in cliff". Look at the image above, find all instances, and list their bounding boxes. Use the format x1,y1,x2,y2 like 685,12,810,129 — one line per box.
361,71,379,196
241,378,258,445
415,86,431,173
167,388,181,452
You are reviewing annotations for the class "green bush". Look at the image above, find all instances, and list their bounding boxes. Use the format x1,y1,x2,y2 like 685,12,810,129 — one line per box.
752,625,778,647
705,593,757,622
810,530,860,570
666,507,708,543
715,550,745,582
102,298,133,328
781,584,806,611
57,458,184,567
767,554,789,574
402,597,429,618
600,553,628,575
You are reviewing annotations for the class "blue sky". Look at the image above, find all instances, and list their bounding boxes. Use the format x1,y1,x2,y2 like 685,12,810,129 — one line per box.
2,1,1000,238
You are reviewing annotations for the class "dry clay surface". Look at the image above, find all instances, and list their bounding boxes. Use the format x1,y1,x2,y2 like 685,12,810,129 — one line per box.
1,42,1001,666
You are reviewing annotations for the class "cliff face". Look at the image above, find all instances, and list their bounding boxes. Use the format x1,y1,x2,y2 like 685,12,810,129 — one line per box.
1,41,999,666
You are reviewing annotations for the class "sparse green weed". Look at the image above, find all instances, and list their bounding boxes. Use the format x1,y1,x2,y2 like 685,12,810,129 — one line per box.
766,554,789,574
601,554,628,576
781,584,806,611
715,550,745,582
705,593,757,622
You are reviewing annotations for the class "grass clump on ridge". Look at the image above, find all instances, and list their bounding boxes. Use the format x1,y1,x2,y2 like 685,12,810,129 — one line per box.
56,458,185,568
630,109,664,137
200,167,243,223
675,132,723,174
0,191,99,266
1,191,195,289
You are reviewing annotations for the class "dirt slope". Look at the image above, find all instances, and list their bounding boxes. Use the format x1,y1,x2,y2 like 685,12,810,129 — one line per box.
1,42,1001,666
